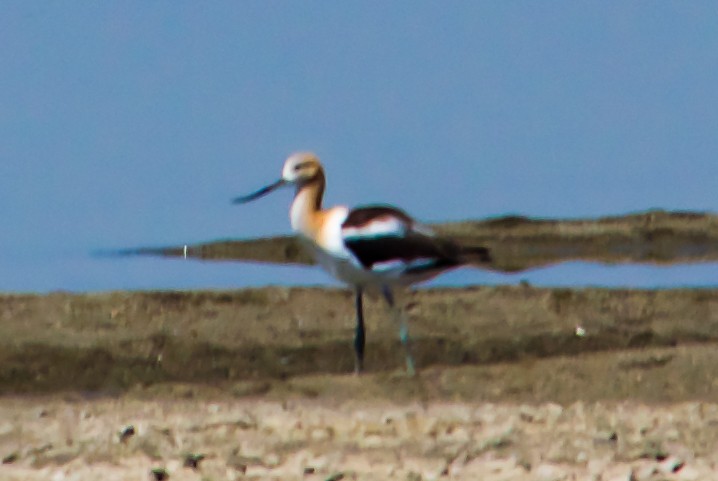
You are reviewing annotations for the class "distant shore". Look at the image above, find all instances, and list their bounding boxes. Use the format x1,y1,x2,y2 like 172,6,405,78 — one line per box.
119,209,718,274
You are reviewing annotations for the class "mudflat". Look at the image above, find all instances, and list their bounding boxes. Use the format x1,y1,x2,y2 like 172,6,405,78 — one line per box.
1,285,717,480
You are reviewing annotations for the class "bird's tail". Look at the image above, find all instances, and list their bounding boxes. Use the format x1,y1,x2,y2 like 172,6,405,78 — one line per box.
459,245,492,265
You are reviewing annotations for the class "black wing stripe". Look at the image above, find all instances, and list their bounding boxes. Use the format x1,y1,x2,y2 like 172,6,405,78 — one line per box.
344,232,462,270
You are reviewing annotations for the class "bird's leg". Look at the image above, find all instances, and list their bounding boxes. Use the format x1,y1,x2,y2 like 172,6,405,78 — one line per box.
354,288,365,374
382,286,416,376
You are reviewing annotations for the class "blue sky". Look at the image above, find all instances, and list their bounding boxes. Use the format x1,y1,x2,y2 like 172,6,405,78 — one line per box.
1,2,716,291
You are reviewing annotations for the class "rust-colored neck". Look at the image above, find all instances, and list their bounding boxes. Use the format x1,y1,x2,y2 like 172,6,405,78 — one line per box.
290,170,326,236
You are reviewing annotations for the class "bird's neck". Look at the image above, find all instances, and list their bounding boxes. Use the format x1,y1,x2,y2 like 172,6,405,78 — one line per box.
290,173,326,236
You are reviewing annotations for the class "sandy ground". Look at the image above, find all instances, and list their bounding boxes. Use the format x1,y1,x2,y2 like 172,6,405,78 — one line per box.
1,285,718,480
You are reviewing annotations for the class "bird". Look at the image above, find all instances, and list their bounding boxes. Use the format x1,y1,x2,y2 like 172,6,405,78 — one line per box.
232,152,491,374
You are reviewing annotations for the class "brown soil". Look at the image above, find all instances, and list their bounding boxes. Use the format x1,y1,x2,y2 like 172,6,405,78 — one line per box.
1,285,718,480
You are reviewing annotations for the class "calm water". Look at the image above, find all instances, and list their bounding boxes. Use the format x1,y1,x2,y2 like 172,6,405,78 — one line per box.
2,4,717,293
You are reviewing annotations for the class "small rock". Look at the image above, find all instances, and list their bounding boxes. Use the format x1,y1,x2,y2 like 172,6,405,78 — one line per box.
310,427,333,442
119,425,135,442
2,452,18,464
227,453,262,473
600,463,632,481
459,456,524,478
402,457,448,481
533,463,567,481
630,461,657,481
165,460,181,473
594,430,618,446
305,455,330,472
586,457,610,477
675,465,701,481
244,465,272,477
658,455,684,474
519,405,540,423
358,434,384,449
264,452,281,467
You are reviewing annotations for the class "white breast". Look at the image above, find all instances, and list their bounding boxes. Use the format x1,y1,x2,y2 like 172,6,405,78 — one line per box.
296,206,386,286
315,207,351,258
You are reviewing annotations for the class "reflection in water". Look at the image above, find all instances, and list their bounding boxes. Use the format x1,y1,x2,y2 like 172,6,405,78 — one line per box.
439,262,717,289
3,210,716,292
0,254,715,293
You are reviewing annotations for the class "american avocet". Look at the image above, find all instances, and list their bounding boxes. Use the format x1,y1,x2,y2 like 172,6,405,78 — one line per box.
233,152,491,374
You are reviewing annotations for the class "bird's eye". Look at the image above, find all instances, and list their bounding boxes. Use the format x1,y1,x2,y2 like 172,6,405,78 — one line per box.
294,161,311,172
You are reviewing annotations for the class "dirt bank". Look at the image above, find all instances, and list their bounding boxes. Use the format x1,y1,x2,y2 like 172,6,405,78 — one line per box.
1,286,718,479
